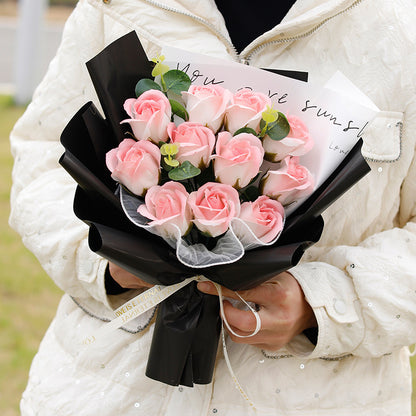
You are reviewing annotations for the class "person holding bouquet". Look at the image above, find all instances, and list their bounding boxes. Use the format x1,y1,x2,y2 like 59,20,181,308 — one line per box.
9,0,416,415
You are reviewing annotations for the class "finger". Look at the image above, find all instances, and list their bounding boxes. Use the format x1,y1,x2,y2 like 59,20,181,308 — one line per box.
109,262,154,289
221,300,260,334
197,281,240,299
225,324,278,346
118,275,154,289
197,281,218,295
136,278,154,288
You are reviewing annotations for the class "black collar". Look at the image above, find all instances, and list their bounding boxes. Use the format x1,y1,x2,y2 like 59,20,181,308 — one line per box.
214,0,297,53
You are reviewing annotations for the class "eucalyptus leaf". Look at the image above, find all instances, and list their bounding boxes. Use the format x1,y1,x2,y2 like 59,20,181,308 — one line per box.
135,78,162,97
161,159,173,172
233,127,258,136
168,160,201,181
164,156,180,167
163,70,192,95
266,112,290,141
169,99,189,121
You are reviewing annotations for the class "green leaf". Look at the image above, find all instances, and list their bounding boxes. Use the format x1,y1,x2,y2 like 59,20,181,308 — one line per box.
152,63,170,78
169,99,189,121
163,70,192,95
160,143,179,156
265,112,290,141
164,156,180,167
135,78,162,97
161,159,173,172
233,127,258,136
151,55,170,77
262,106,279,124
168,160,201,181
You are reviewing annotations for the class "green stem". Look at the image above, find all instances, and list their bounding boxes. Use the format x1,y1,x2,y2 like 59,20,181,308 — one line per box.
259,123,268,138
160,74,167,92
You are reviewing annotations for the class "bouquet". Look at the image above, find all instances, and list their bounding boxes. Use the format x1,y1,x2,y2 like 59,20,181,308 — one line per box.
109,56,316,270
59,31,372,387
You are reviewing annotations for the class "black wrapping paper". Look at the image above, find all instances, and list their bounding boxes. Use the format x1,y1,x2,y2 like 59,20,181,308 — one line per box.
85,31,154,143
59,31,371,387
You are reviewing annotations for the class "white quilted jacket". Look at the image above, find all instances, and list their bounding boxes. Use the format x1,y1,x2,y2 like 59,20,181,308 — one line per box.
9,0,416,415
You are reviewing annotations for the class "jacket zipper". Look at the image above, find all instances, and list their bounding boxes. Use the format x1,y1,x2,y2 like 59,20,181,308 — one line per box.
140,0,239,60
141,0,365,64
242,0,365,63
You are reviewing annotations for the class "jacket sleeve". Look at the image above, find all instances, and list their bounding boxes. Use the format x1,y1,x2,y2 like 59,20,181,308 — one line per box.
287,130,416,359
8,1,137,311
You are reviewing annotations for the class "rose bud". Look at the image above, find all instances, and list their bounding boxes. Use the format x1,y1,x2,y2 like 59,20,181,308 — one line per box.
187,182,240,237
137,181,192,238
261,156,314,205
213,131,264,189
167,122,215,169
263,115,314,162
182,85,232,133
106,138,161,196
238,195,285,244
121,89,171,143
225,88,271,135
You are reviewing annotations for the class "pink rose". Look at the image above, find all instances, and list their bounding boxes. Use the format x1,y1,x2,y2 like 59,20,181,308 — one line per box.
167,122,216,168
239,195,285,243
121,89,172,142
137,181,192,238
187,182,240,237
263,115,314,162
106,138,161,196
261,156,314,205
182,85,232,133
225,88,271,134
213,131,264,189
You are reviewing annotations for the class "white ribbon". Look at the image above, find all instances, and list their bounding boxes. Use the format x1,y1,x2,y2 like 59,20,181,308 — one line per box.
81,275,259,411
213,282,262,338
82,275,204,346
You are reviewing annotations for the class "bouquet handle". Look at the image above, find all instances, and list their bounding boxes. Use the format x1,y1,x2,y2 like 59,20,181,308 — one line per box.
146,282,221,387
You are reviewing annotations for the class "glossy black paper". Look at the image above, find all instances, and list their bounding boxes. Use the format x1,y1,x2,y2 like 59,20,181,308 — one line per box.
59,31,371,387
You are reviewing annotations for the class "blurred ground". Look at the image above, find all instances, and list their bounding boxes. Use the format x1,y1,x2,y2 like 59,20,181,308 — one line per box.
0,4,71,415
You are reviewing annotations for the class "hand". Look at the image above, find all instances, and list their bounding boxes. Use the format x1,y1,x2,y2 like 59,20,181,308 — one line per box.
197,272,317,351
108,262,154,290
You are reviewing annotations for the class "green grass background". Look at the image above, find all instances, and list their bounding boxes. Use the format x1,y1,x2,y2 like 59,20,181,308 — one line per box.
0,96,415,414
0,96,63,415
